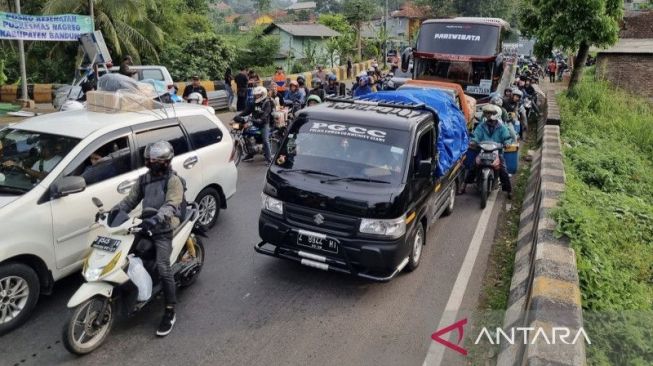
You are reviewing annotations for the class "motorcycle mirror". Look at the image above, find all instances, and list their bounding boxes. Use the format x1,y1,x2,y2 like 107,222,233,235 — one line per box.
92,197,104,208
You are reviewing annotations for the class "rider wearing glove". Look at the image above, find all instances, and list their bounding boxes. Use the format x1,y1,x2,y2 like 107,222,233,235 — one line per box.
113,141,184,337
470,105,514,198
235,86,274,165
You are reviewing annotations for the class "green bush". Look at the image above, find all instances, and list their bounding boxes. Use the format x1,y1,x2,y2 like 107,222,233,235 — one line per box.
554,68,653,364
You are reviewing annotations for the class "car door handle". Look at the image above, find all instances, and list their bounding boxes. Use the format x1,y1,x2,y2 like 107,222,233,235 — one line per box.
117,179,137,194
183,156,199,169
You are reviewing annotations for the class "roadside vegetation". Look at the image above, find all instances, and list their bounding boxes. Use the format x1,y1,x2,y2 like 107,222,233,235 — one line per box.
554,68,653,364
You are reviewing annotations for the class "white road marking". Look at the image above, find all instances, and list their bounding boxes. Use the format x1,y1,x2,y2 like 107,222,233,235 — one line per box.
422,190,499,366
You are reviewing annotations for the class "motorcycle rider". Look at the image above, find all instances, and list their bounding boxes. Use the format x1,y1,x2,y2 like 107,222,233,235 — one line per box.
296,75,311,99
113,141,185,337
502,88,513,107
504,88,528,138
235,86,273,165
490,95,509,127
306,94,322,107
353,75,373,97
324,74,340,96
284,80,306,106
466,106,513,199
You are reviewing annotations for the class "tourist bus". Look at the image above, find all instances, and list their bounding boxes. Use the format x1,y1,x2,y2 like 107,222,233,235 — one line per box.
407,17,512,102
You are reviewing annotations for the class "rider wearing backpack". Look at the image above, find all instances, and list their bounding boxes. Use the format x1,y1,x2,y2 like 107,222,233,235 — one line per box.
113,140,186,337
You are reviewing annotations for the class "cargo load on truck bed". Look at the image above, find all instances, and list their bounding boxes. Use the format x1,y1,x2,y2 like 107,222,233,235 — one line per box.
357,89,469,178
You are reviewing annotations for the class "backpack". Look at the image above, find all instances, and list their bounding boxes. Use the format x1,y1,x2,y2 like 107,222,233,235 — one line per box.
138,170,188,221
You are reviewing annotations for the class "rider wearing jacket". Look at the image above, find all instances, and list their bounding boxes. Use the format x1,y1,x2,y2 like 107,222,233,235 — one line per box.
470,106,513,198
235,86,274,165
114,141,184,337
284,81,306,106
353,75,373,97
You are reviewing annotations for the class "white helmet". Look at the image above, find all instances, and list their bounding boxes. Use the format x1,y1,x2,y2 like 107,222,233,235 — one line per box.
482,104,499,121
253,86,268,103
187,92,203,104
60,100,85,111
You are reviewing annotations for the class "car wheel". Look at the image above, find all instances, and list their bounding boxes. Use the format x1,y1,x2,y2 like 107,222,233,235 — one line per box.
405,223,425,272
442,183,456,217
0,262,40,335
196,187,221,230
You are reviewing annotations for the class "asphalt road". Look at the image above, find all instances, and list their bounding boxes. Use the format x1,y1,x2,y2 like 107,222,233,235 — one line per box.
0,111,508,366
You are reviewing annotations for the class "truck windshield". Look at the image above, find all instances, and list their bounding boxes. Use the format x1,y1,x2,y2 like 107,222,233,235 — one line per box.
0,128,80,193
274,119,410,185
417,22,500,56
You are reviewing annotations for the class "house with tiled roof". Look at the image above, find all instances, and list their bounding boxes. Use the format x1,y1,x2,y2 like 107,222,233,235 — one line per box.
263,22,340,67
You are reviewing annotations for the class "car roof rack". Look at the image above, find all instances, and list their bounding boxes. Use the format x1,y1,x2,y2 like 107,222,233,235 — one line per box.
325,95,426,110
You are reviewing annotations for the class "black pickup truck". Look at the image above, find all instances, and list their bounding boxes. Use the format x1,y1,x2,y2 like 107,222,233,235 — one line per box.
255,90,469,281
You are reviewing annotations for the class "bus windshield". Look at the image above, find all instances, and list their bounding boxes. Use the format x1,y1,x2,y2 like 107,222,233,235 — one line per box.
417,22,501,56
414,59,494,95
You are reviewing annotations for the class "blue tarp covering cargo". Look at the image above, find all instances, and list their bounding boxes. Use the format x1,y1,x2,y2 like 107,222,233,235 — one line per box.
357,89,469,178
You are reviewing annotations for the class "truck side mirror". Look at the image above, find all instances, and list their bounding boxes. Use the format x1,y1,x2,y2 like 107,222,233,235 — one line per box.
51,176,86,199
416,160,432,178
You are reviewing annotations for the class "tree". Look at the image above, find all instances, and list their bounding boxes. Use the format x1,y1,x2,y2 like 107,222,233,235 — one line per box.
520,0,622,91
160,33,235,80
318,13,354,34
254,0,271,13
42,0,164,62
343,0,376,61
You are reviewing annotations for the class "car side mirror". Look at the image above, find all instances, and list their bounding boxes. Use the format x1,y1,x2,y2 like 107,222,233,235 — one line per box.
51,176,86,199
416,160,432,178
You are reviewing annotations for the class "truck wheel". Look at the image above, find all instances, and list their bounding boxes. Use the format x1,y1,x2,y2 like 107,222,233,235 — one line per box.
406,223,425,272
0,262,40,335
196,187,221,230
442,183,456,216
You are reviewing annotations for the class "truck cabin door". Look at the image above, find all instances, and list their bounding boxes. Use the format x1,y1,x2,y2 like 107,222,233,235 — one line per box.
411,125,436,201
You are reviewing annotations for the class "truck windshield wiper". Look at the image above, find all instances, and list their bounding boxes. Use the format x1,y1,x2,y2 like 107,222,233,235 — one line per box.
320,176,391,184
276,169,338,177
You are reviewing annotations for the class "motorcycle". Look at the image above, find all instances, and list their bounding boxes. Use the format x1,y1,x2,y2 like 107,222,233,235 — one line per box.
231,116,283,166
473,141,503,209
62,198,205,355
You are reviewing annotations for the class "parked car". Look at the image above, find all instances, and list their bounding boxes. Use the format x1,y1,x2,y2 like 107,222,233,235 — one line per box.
53,66,174,110
0,103,237,334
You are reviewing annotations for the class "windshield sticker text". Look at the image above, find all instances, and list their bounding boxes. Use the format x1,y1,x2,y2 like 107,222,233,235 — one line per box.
309,123,387,143
434,33,481,42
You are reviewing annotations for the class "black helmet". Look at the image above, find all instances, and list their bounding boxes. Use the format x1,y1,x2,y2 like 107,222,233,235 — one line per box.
297,75,306,84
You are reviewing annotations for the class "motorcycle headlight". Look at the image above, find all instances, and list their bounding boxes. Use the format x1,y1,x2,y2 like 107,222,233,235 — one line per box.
261,193,283,215
83,251,122,281
359,215,406,239
83,267,103,282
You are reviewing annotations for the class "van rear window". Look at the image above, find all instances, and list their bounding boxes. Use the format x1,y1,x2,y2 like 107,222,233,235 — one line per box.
418,23,500,56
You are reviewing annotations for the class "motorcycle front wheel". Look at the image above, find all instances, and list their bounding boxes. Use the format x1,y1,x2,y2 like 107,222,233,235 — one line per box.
233,140,244,166
62,296,115,355
480,172,491,209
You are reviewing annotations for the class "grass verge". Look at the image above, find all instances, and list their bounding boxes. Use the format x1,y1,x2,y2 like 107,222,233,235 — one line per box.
554,68,653,364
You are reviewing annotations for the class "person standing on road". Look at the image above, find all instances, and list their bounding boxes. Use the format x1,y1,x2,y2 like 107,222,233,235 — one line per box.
315,65,327,84
547,59,557,83
224,68,234,111
113,141,185,337
235,67,249,111
119,55,138,78
182,76,208,105
273,66,287,96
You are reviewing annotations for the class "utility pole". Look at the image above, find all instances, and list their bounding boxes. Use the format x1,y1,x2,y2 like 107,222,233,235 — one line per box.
384,0,388,69
89,0,94,27
14,0,28,104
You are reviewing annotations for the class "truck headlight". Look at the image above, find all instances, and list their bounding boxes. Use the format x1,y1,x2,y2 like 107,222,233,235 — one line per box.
359,215,406,238
261,193,283,215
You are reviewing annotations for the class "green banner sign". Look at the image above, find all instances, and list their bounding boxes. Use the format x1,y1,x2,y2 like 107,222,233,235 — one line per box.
0,12,93,41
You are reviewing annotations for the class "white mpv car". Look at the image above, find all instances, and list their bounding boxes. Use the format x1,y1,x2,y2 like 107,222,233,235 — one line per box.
0,104,237,334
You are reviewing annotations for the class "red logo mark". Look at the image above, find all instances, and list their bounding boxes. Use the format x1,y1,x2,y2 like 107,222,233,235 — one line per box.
431,318,468,356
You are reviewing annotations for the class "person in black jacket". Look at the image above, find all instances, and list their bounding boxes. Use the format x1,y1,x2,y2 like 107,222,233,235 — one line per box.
234,86,273,165
235,67,249,111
